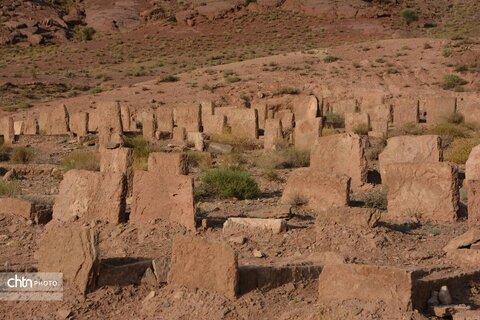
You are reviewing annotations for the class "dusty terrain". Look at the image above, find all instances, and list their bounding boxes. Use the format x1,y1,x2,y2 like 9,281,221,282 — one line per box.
0,0,480,319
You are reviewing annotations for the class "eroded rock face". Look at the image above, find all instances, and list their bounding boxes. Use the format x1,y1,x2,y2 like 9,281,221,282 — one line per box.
168,235,238,299
52,169,127,224
318,263,419,312
37,222,98,294
130,170,195,230
281,168,350,212
310,133,367,187
382,162,459,223
379,135,443,177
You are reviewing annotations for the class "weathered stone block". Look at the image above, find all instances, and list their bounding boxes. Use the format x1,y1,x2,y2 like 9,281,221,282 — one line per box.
383,162,459,223
168,236,238,299
52,170,127,224
172,127,186,142
292,95,319,120
38,104,69,135
344,112,369,133
310,133,367,187
467,180,480,228
97,102,124,147
223,218,287,235
318,263,419,311
23,117,38,135
155,107,174,138
1,117,14,144
141,111,156,141
264,118,283,150
187,131,204,151
130,170,195,230
281,168,350,212
99,147,133,194
422,96,456,125
174,103,201,132
466,145,480,181
147,152,188,175
379,135,442,177
328,98,357,115
393,98,419,125
70,112,89,137
13,121,23,135
38,222,98,294
293,118,322,151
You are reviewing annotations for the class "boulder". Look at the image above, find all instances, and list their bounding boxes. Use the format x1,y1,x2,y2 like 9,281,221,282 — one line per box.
310,133,367,187
130,170,195,230
37,222,98,294
168,236,238,299
379,135,442,177
281,168,350,212
382,162,459,223
52,170,127,224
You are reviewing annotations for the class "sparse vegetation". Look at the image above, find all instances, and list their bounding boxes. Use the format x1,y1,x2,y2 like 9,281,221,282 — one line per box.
255,147,310,169
76,26,96,41
288,193,308,207
388,123,424,137
61,150,100,171
353,123,370,135
323,55,340,63
210,132,258,151
275,87,300,95
196,168,260,200
0,180,20,196
445,112,465,125
400,8,419,25
10,147,34,164
429,123,470,141
159,75,179,82
124,135,159,170
359,188,388,210
261,168,284,182
324,112,344,128
444,138,480,164
441,75,468,91
186,151,212,171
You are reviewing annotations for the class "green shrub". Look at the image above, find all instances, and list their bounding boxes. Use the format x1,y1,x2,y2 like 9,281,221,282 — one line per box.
353,123,370,135
324,112,344,128
124,135,159,170
400,8,419,25
159,75,179,82
323,55,340,63
225,75,241,83
61,150,100,171
196,168,260,200
444,138,480,164
10,147,34,164
359,188,388,210
76,26,96,41
255,147,310,169
186,151,212,171
429,123,470,141
0,181,19,196
441,75,468,90
275,87,300,95
388,123,424,137
445,112,465,124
